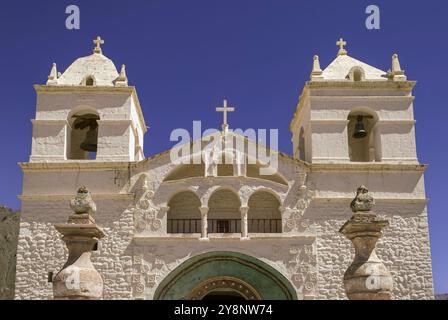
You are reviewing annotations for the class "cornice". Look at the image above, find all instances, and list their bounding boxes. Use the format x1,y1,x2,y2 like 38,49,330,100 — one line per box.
309,96,415,102
19,193,134,201
19,161,133,172
133,232,316,243
306,80,416,90
310,162,427,172
34,84,147,134
312,197,428,205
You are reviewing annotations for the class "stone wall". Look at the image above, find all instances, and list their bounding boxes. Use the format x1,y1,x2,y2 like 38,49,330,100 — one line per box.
0,206,20,300
314,203,434,300
14,199,134,300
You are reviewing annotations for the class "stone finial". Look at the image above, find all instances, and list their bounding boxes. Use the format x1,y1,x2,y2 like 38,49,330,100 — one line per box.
340,185,393,300
93,36,104,54
53,185,105,300
310,55,323,80
70,186,97,215
391,53,407,81
114,64,128,87
350,185,375,213
336,38,347,56
46,63,58,85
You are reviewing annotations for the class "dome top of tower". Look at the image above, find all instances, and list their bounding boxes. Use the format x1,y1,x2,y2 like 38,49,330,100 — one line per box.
46,36,125,87
321,54,387,81
310,38,388,81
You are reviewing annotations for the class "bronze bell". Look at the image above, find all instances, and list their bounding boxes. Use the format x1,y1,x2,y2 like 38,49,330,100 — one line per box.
353,116,367,139
80,127,98,152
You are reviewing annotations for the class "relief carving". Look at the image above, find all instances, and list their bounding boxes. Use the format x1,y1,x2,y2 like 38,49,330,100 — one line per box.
131,186,163,234
284,185,314,233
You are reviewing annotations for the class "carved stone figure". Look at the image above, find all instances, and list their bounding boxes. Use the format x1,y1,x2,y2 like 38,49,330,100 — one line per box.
70,186,97,214
350,185,375,213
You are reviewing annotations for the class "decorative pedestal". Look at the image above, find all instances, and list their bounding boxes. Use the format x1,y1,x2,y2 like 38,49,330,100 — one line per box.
339,186,393,300
52,187,105,300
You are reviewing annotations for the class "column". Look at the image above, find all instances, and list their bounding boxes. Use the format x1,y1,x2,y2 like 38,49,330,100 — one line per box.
240,206,249,239
199,206,209,240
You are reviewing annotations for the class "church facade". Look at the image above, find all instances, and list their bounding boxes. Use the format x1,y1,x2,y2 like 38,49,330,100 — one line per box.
14,37,434,300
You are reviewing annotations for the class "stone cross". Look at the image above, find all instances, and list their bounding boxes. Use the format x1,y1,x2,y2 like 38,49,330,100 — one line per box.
93,36,105,54
216,99,235,133
336,38,347,56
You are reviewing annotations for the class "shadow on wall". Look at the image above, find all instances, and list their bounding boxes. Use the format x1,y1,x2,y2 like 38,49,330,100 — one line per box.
0,206,20,300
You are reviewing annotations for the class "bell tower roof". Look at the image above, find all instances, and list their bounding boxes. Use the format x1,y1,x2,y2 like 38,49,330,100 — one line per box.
47,36,121,87
321,54,387,81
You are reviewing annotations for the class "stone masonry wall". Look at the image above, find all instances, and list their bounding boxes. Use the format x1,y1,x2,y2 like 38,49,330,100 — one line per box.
315,207,434,300
15,199,134,300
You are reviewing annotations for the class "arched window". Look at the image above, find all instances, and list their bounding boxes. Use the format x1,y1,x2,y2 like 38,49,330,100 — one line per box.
167,191,201,233
67,111,100,160
81,75,96,86
208,189,241,234
248,191,281,233
347,110,381,162
348,66,365,82
298,127,306,161
86,77,94,86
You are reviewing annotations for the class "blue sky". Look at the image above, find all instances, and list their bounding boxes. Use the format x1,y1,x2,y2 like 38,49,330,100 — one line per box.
0,0,447,294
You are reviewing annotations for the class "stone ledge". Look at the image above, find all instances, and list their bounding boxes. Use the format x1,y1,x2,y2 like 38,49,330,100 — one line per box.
313,197,428,204
19,193,134,201
310,162,427,172
19,161,133,171
133,233,316,243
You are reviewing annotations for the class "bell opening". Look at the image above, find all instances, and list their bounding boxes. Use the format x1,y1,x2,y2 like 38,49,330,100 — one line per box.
68,112,100,160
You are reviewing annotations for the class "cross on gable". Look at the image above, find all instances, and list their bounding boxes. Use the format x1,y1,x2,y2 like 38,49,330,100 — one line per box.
93,36,105,54
216,99,235,133
336,38,347,56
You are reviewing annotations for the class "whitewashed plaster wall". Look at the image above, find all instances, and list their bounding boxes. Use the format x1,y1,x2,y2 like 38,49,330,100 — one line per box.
15,144,434,300
30,88,145,162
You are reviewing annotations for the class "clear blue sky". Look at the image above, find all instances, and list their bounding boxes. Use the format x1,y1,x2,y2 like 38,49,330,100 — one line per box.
0,0,446,294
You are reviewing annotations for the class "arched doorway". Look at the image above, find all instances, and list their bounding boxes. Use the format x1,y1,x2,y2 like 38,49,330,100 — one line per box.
154,252,297,300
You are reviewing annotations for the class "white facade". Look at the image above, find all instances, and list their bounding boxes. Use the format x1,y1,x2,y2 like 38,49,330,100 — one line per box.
15,40,434,300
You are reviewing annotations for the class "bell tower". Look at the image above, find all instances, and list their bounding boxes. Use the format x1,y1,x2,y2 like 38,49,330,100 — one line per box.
29,36,147,163
290,39,418,164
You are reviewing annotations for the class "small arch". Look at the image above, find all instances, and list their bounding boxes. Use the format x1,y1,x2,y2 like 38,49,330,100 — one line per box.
347,66,365,82
67,109,100,160
347,108,381,162
81,75,96,86
248,191,282,233
167,191,202,233
208,188,242,234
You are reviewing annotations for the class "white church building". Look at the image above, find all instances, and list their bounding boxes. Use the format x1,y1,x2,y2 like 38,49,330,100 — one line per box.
14,37,434,300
